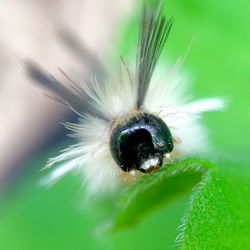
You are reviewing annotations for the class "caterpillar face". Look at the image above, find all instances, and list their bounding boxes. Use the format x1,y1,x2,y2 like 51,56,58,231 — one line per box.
110,113,173,173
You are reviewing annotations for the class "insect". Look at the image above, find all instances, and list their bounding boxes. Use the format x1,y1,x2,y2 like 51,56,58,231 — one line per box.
27,2,224,194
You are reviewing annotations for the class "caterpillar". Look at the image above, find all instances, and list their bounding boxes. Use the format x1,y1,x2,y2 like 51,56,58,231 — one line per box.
27,1,224,195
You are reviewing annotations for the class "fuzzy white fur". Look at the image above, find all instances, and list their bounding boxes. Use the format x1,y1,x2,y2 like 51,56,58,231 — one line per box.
43,61,225,194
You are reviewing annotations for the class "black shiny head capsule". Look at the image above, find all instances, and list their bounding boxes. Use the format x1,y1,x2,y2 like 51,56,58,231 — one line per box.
110,113,173,173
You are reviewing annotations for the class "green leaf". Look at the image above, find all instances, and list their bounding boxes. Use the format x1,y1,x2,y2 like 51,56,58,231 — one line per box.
112,157,214,230
179,160,250,249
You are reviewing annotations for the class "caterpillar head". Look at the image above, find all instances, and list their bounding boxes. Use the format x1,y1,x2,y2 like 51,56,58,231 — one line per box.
110,113,173,173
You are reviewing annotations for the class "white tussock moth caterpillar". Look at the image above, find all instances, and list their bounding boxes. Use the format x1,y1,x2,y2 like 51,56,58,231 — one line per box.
26,1,224,195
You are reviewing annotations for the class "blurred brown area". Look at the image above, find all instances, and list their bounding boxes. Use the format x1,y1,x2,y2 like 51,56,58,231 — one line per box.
0,0,134,190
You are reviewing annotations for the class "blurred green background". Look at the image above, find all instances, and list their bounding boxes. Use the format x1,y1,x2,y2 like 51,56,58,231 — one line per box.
1,0,250,249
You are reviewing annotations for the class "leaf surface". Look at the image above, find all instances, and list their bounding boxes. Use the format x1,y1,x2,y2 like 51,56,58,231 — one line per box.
179,160,250,249
112,158,214,230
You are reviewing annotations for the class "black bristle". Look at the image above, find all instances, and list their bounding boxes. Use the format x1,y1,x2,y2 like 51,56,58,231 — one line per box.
136,2,173,108
26,61,110,122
